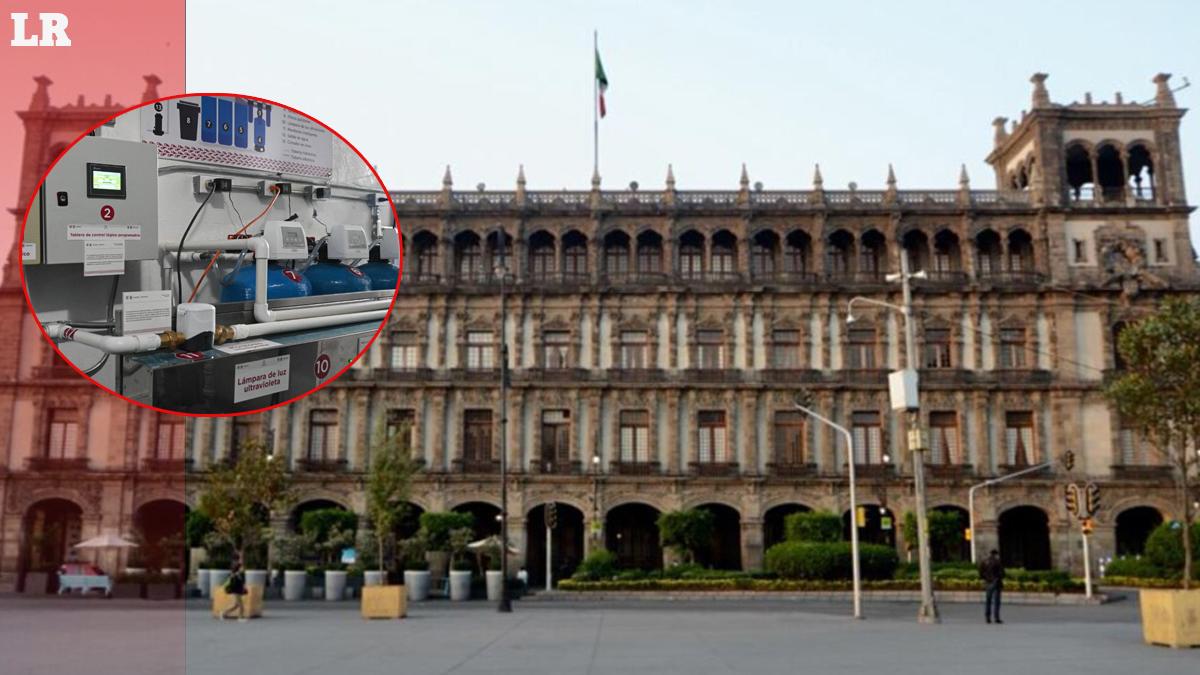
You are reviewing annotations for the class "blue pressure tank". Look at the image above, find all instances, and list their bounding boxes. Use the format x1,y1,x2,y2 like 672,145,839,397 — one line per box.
306,241,372,295
219,262,312,302
358,245,399,291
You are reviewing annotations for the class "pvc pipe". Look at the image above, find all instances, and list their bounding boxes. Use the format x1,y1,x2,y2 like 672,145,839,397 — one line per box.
229,310,387,341
170,239,390,323
45,323,163,354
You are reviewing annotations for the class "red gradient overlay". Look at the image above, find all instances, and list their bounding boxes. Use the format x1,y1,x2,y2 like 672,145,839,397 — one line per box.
0,0,185,262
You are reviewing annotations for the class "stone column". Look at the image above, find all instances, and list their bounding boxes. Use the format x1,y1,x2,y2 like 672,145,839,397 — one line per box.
740,519,764,572
665,390,680,474
430,393,447,472
741,392,758,476
507,391,523,471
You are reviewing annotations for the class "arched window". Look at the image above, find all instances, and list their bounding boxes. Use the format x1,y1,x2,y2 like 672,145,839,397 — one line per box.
486,230,513,279
413,231,439,282
1127,144,1155,201
751,231,779,278
562,231,588,280
636,231,663,276
860,230,886,278
975,230,1002,277
1065,143,1094,201
454,232,482,282
710,230,737,279
679,231,704,280
784,231,811,276
932,230,961,276
603,231,631,279
826,230,854,277
527,231,555,281
1007,229,1034,273
1096,144,1124,202
901,230,929,273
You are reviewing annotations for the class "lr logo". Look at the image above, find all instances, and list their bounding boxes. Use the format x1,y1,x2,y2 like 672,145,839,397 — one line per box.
10,12,71,47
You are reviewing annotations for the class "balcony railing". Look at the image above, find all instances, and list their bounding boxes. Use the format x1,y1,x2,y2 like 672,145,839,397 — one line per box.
296,458,349,473
142,457,192,472
609,460,661,476
925,463,974,480
533,459,581,475
767,462,817,477
454,457,500,474
976,269,1044,285
690,461,740,477
824,271,887,285
852,463,895,479
26,457,90,471
1110,465,1173,480
751,270,820,286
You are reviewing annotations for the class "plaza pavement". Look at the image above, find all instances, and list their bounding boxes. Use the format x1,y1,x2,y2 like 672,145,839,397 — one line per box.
2,592,1197,674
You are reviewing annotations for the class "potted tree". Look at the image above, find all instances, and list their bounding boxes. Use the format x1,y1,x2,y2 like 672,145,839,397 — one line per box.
197,440,291,618
274,534,308,602
361,421,417,619
484,543,504,601
656,508,715,567
186,510,212,594
447,526,474,601
298,509,357,601
400,537,431,602
418,511,474,593
1107,298,1200,648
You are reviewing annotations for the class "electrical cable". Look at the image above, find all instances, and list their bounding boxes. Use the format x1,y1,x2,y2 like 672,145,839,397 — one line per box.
175,183,218,316
188,187,280,302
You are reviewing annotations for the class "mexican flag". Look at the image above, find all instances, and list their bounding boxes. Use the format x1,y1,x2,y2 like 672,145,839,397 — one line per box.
595,47,609,118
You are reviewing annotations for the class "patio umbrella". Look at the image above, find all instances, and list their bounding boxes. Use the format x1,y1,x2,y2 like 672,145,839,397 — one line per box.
466,535,519,555
74,533,139,550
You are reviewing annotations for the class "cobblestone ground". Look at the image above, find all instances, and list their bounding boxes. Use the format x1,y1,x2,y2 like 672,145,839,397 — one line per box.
3,594,1198,674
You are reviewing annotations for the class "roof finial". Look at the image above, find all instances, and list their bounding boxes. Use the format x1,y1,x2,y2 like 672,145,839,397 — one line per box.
665,164,676,190
442,165,453,189
884,164,898,205
1153,73,1176,108
29,75,52,111
812,163,824,189
739,163,749,189
591,167,601,190
517,164,526,186
141,74,161,103
1030,72,1051,108
959,164,969,187
886,163,896,187
992,116,1009,146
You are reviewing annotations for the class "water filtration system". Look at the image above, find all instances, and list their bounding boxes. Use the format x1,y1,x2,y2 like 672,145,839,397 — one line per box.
21,103,401,414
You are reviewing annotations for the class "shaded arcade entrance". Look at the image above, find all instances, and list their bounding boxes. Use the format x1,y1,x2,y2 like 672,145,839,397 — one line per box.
998,505,1051,570
133,500,186,572
842,504,896,548
693,503,742,570
20,498,83,592
931,505,970,562
453,501,501,541
1115,506,1163,556
525,503,585,587
606,503,662,571
763,503,811,550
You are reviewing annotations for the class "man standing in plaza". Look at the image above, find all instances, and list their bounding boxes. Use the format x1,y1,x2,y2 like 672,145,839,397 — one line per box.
980,549,1005,624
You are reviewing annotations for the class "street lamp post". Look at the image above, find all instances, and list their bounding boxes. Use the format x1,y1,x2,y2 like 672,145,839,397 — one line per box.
497,231,513,613
847,253,938,624
792,396,862,620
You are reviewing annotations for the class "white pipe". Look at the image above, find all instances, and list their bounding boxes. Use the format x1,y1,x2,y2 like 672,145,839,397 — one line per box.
45,323,162,354
170,239,390,323
230,310,387,341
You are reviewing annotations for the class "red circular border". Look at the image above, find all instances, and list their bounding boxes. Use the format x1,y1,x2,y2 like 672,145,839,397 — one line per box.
16,92,404,418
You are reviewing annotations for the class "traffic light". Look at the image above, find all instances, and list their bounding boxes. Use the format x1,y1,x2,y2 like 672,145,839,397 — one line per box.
1085,483,1101,516
1062,450,1075,471
1064,484,1079,517
545,502,558,529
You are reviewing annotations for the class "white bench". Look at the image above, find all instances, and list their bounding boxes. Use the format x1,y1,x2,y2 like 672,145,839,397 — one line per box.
58,573,112,596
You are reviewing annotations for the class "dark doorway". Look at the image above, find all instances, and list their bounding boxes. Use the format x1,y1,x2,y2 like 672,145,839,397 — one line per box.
763,503,811,550
931,505,970,562
694,504,742,570
606,503,662,571
20,498,83,592
453,502,501,541
1116,506,1163,556
843,504,896,547
525,503,585,588
998,505,1051,570
397,502,424,540
133,499,186,571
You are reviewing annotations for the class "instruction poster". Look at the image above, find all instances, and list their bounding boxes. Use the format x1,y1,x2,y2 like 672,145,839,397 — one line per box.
141,96,333,178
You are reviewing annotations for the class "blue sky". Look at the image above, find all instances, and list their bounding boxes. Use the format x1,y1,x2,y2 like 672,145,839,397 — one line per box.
189,0,1200,242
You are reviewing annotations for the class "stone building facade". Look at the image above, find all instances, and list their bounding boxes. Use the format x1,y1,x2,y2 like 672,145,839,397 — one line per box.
173,73,1190,581
0,76,186,593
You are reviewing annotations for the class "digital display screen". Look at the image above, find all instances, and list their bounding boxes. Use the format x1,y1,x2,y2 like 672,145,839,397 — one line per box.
92,170,123,192
86,163,127,198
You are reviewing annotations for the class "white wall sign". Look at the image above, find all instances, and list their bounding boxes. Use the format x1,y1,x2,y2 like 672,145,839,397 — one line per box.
141,96,333,178
121,291,173,335
234,355,291,403
67,223,141,240
21,243,35,261
83,241,124,276
215,338,282,355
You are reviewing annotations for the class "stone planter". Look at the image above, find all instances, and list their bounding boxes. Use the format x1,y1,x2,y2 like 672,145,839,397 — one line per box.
426,551,449,588
364,570,386,587
282,570,307,601
1139,588,1200,648
245,569,269,590
361,585,406,619
485,570,504,601
404,570,431,601
449,570,472,601
208,569,231,594
197,569,212,597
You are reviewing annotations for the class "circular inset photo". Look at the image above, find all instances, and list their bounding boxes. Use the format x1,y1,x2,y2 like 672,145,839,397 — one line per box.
19,93,401,415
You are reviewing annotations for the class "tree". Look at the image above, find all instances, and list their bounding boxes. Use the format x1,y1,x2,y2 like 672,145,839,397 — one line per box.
364,421,417,574
1106,298,1200,589
656,509,715,564
197,439,292,568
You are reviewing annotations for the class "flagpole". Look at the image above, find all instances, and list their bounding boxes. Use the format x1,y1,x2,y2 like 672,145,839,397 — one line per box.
593,29,599,177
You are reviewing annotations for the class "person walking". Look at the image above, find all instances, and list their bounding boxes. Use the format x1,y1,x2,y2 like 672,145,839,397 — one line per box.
979,549,1005,624
221,559,248,622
